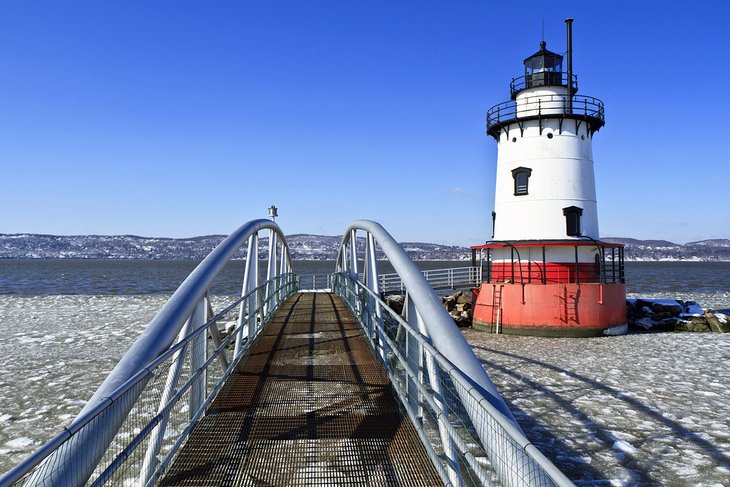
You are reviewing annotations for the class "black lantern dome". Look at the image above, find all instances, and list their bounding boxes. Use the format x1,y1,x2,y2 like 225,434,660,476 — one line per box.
522,41,564,91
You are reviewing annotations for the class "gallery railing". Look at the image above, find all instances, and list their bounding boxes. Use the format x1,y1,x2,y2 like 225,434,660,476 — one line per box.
486,94,605,138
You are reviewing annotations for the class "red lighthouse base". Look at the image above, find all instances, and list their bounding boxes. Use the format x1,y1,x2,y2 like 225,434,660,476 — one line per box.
472,282,627,337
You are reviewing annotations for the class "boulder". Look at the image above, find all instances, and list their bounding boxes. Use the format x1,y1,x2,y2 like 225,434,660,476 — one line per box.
691,322,712,333
385,295,404,315
450,310,471,327
651,311,672,322
674,321,691,332
651,302,683,316
654,318,686,332
705,310,730,333
680,316,712,332
630,317,655,330
635,299,655,310
456,292,471,304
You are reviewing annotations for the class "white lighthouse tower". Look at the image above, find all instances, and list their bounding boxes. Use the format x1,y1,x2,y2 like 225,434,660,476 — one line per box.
472,19,627,337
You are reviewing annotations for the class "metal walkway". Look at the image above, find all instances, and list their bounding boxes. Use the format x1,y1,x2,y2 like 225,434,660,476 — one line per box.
160,292,442,486
1,220,573,487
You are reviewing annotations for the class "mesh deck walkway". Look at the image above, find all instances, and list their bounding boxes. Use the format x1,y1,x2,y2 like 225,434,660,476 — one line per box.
160,292,443,486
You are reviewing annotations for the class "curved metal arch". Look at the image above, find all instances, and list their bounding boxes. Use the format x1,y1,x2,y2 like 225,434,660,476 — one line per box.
334,220,567,487
336,220,518,425
84,219,292,414
20,219,293,487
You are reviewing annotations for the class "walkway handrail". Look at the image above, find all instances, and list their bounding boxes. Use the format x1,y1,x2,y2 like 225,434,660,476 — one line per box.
3,219,294,487
334,220,573,487
81,219,290,417
335,220,518,424
378,266,481,293
333,272,574,487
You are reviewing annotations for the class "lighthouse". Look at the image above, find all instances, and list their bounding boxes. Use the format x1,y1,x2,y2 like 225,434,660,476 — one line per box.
471,19,627,337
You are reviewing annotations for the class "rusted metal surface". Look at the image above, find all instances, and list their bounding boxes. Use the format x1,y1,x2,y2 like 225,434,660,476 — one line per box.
160,292,442,486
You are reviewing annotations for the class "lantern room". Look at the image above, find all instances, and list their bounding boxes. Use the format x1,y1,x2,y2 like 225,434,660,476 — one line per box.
524,41,563,89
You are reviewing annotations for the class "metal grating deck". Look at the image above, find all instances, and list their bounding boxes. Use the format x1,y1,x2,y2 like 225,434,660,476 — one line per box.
160,292,443,486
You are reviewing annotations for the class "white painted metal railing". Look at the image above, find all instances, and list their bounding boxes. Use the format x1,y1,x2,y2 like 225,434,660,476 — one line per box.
0,219,297,487
379,266,481,294
297,273,331,290
334,220,574,487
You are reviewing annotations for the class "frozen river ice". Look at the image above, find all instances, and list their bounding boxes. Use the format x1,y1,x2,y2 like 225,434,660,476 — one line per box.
0,295,165,472
1,292,729,485
462,329,730,486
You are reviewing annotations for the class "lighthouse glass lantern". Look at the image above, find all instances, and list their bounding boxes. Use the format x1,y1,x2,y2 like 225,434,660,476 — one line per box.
472,20,627,337
523,41,564,90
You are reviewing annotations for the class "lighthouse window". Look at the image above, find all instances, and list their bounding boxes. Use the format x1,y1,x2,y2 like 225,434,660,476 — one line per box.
511,167,532,196
563,206,583,236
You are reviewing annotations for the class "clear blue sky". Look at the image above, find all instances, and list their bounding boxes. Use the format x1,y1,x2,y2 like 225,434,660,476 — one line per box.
1,1,728,245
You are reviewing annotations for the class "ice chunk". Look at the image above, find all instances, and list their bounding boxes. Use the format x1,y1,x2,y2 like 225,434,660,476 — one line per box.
694,390,719,397
612,440,638,455
5,437,34,449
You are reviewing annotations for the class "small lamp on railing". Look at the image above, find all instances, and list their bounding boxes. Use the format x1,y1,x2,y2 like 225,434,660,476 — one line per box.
268,205,278,222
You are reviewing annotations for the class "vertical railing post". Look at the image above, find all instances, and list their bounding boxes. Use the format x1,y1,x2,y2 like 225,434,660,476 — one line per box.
486,249,491,283
511,247,515,282
351,231,363,317
612,247,617,284
251,234,261,336
365,232,386,367
404,293,423,420
340,242,348,274
265,230,278,318
189,297,208,421
542,246,547,284
138,318,193,485
405,293,462,487
236,234,258,357
349,229,358,278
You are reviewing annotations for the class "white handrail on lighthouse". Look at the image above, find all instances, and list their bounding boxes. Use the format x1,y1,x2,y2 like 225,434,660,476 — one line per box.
333,220,574,487
2,219,295,487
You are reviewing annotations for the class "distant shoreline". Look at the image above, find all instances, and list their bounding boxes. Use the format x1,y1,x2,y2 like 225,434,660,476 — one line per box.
2,257,730,263
3,233,730,261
